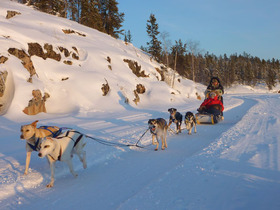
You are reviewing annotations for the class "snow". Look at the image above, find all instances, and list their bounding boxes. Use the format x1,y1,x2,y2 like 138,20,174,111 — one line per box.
1,0,280,209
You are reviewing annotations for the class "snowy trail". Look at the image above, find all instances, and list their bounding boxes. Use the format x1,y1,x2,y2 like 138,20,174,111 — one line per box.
1,96,249,209
122,94,280,210
1,94,280,210
1,1,280,209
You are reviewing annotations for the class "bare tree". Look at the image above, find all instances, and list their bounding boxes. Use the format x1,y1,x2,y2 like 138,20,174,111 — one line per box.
160,31,171,67
186,40,201,83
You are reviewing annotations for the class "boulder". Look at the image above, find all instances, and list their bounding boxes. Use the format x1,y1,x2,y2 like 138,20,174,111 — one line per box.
6,10,21,19
0,70,15,115
23,90,49,115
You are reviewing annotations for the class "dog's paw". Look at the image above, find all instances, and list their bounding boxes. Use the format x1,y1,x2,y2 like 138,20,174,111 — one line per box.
83,163,87,169
46,183,54,188
154,148,158,151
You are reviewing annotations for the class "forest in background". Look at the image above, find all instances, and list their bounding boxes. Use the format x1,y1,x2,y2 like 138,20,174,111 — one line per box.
17,0,280,89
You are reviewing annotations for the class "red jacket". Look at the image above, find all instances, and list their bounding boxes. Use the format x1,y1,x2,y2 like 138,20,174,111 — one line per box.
200,95,224,111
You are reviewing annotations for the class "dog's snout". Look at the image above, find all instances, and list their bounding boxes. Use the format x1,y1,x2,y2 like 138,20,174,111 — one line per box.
38,153,42,157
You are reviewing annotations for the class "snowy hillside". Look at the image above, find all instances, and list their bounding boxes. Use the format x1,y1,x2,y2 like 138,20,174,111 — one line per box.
0,0,204,121
1,1,280,210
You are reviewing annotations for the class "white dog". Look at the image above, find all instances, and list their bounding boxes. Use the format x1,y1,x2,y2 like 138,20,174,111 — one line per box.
38,130,87,187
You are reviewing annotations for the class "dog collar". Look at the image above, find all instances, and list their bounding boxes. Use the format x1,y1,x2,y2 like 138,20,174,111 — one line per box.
48,146,62,161
149,127,156,135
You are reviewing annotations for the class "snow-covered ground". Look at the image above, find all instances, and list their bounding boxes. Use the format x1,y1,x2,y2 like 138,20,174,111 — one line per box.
1,0,280,209
1,92,280,210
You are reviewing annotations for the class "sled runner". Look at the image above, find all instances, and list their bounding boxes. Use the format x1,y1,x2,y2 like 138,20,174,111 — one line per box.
195,113,223,125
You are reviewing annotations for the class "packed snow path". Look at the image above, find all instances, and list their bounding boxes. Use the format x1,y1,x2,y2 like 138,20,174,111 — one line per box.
1,94,280,209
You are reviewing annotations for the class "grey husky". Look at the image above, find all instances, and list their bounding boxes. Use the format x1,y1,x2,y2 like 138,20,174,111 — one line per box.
148,118,168,151
185,112,197,135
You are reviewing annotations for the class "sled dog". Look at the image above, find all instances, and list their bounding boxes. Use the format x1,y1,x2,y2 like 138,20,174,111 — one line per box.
168,108,183,134
185,112,197,135
38,130,87,188
20,120,60,175
148,118,168,151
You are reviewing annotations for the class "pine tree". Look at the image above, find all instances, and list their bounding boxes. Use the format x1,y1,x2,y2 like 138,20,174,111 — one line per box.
99,0,124,38
266,68,276,90
140,46,148,53
124,30,132,43
146,13,162,61
68,0,80,22
244,61,254,86
27,0,65,16
80,0,104,31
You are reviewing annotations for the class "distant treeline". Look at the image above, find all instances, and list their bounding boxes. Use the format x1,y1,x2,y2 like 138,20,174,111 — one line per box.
163,49,280,90
142,15,280,90
19,0,280,89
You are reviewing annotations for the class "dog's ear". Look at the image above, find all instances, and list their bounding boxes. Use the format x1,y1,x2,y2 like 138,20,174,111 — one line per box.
148,119,152,124
168,108,171,112
31,120,39,127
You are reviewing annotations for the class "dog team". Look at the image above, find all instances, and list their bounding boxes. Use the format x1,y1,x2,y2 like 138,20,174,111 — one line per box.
19,77,224,187
20,108,196,187
148,108,197,151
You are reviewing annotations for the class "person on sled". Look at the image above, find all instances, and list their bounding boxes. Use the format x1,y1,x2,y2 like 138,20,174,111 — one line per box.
198,91,224,120
205,77,224,104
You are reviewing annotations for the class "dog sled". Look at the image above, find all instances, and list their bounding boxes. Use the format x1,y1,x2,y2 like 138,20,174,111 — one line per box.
197,89,224,125
195,112,223,125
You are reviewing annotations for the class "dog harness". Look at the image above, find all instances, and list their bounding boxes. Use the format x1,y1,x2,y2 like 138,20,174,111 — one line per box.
185,117,192,123
50,130,84,161
170,117,177,123
149,125,157,135
47,146,63,162
38,126,62,138
27,137,41,151
62,130,84,148
27,126,62,152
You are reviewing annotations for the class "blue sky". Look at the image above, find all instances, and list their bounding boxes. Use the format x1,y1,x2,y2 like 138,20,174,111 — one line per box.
118,0,280,60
